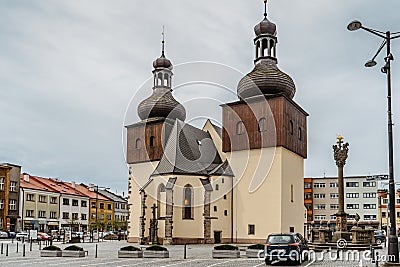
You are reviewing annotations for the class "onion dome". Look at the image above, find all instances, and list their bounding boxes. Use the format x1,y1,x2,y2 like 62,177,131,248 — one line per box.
138,90,186,121
237,59,296,99
254,17,277,36
237,2,296,100
137,30,186,121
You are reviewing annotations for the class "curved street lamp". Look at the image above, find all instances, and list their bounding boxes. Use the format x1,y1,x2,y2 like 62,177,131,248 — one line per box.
348,20,400,263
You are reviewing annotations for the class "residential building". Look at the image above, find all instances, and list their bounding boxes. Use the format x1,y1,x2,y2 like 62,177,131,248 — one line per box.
377,188,400,232
20,174,60,231
98,189,128,231
0,163,21,231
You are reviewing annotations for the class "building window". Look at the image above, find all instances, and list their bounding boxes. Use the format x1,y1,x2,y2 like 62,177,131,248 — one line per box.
330,204,339,210
363,204,376,209
91,202,96,208
298,127,302,140
258,117,267,132
364,215,377,220
81,200,87,207
100,214,104,220
223,195,227,200
107,214,111,220
81,214,87,220
304,183,311,189
10,181,17,192
214,206,217,212
72,200,79,206
346,204,359,209
382,212,386,218
38,211,46,218
397,199,400,204
149,136,155,148
346,193,359,198
91,213,96,219
346,182,359,187
135,138,141,149
26,210,34,217
0,199,3,210
115,203,120,209
363,181,376,187
330,193,339,199
224,210,228,216
363,193,376,198
63,198,70,205
314,215,326,221
0,177,4,190
50,197,57,204
72,213,79,220
100,203,104,209
291,184,294,203
236,121,245,135
215,184,219,191
107,204,112,210
9,199,16,210
27,194,35,201
62,212,69,219
331,215,337,220
183,185,193,219
50,212,57,219
383,199,388,204
314,204,326,210
313,183,326,188
304,193,312,199
289,120,294,135
330,182,339,188
314,194,325,199
39,195,46,203
248,224,255,235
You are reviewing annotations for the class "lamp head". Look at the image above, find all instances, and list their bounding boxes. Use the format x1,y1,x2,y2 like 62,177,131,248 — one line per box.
365,60,377,68
347,20,362,31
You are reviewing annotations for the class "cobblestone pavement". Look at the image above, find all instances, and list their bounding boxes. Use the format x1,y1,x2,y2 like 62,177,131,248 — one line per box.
0,239,389,267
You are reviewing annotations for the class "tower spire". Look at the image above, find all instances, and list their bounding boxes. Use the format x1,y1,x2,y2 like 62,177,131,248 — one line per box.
162,26,165,57
264,0,268,18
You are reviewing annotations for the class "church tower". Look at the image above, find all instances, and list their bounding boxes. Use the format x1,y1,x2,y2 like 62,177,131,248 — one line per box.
126,36,186,243
221,2,308,242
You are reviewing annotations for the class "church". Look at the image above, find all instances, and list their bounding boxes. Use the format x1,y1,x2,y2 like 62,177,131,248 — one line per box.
126,4,308,245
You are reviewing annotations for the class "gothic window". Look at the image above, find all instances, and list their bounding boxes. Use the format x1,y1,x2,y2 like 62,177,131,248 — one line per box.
158,73,163,86
157,183,165,218
236,121,245,135
258,117,267,132
149,136,155,148
135,138,141,149
183,185,193,219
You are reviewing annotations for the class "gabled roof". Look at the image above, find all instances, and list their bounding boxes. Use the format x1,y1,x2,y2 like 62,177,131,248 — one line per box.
98,189,127,203
73,183,108,200
152,120,233,177
20,174,59,193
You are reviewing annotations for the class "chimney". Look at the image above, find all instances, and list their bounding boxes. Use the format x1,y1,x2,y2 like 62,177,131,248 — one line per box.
23,174,29,182
71,181,76,188
88,183,95,191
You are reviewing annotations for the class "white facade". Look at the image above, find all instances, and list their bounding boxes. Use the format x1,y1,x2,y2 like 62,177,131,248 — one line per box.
59,194,89,231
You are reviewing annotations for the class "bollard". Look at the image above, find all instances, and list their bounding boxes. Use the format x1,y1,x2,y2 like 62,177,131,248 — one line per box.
375,251,379,267
371,247,375,263
16,242,18,253
30,239,32,252
23,244,25,257
184,244,187,259
22,236,24,244
39,241,41,251
12,238,14,244
95,244,98,258
6,244,8,256
1,243,3,254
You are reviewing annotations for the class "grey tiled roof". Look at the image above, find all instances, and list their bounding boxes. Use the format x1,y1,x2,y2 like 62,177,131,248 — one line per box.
152,120,233,177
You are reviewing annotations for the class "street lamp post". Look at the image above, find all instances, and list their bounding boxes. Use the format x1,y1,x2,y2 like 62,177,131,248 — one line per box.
348,20,400,263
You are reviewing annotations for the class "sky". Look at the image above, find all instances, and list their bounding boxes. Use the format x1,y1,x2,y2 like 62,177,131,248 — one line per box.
1,0,400,194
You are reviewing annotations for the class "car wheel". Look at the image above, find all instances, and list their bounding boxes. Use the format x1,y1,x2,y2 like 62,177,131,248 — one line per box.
376,239,382,245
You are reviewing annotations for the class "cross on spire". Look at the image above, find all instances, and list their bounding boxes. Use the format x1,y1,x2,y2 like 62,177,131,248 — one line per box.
264,0,268,18
161,25,165,56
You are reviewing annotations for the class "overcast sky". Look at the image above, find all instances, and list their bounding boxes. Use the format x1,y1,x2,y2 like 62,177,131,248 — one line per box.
2,0,400,194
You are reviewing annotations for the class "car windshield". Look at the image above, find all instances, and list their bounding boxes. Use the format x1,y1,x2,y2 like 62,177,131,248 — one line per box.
267,235,293,244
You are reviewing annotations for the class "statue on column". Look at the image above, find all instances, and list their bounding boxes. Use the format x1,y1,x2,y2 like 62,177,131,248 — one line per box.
149,204,159,244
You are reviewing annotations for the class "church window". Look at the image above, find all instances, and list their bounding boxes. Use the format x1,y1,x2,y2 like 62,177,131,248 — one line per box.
298,127,302,140
164,73,169,87
157,73,163,86
236,121,245,135
157,184,165,218
289,120,294,135
135,138,141,149
183,185,193,219
149,136,155,148
248,224,255,235
214,206,217,212
258,117,267,132
215,184,219,191
291,184,294,203
224,210,228,216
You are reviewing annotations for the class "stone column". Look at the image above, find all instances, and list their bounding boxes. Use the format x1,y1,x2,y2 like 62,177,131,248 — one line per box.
164,188,174,245
203,191,212,243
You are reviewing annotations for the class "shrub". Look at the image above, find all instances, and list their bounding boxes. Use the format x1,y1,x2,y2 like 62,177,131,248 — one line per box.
214,244,239,251
64,245,83,251
145,245,167,251
42,245,61,251
248,244,265,250
120,246,141,251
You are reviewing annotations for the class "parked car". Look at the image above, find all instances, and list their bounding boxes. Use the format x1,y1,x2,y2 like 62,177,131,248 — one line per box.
7,232,16,239
0,231,8,239
37,232,50,241
16,232,29,241
374,230,386,245
265,233,309,265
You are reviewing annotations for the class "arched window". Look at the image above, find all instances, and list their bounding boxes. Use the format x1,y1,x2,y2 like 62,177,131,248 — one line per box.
164,73,169,87
262,38,268,57
157,183,165,218
258,117,267,132
135,138,141,149
289,120,294,135
256,41,260,58
236,121,245,135
183,185,193,219
149,136,155,148
158,73,163,86
298,127,302,141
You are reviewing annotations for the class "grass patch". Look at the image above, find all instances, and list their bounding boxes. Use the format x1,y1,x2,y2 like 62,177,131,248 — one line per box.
145,245,167,251
64,245,83,251
120,246,141,251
